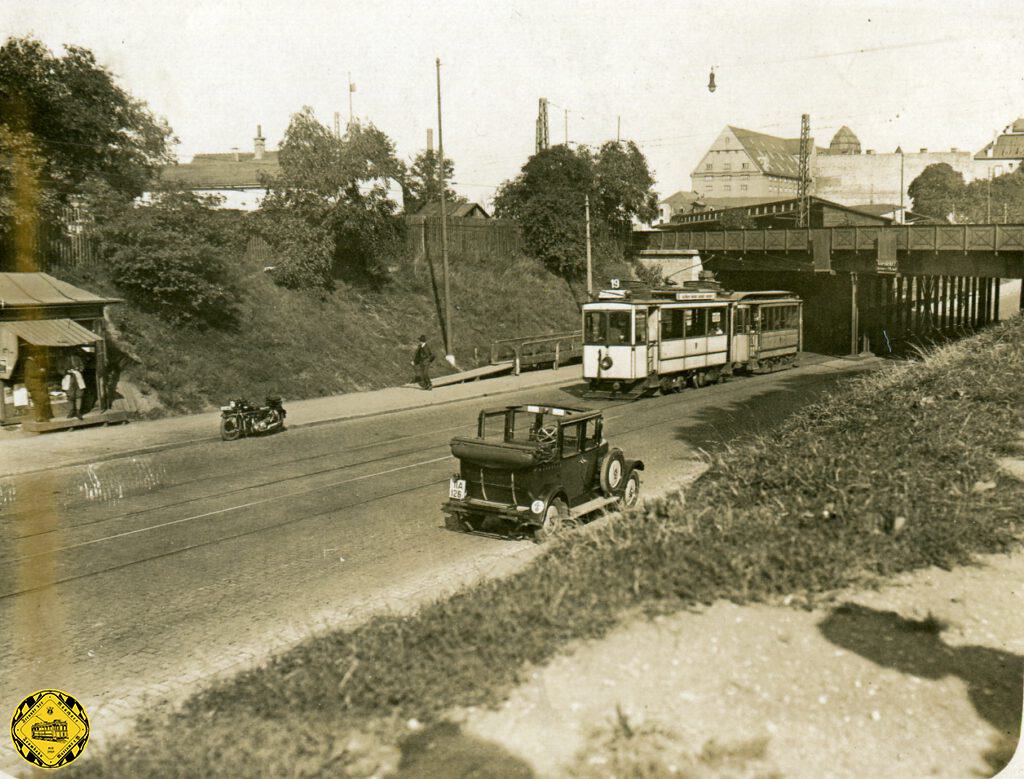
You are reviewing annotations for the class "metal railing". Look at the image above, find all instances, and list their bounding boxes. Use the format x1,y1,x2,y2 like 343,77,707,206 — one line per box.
489,330,583,375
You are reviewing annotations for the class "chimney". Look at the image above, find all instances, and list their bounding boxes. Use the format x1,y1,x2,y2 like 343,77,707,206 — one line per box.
231,146,240,162
254,124,266,160
426,128,433,153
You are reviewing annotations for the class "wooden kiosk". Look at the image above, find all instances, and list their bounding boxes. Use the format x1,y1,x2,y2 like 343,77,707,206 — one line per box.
0,272,128,432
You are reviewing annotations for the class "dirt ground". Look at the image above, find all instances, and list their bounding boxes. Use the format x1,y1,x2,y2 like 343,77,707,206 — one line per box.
410,550,1024,778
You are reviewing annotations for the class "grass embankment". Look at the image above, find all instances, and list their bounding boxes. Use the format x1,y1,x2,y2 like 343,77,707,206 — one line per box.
64,250,583,414
71,318,1024,777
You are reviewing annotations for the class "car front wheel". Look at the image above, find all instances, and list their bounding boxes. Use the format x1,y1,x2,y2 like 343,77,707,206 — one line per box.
620,470,641,509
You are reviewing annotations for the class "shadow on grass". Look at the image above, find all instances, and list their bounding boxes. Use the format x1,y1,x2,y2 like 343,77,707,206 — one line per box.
668,368,866,450
818,603,1023,776
394,721,533,778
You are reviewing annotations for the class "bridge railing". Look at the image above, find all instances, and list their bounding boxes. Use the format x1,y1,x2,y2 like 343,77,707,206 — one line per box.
636,224,1024,255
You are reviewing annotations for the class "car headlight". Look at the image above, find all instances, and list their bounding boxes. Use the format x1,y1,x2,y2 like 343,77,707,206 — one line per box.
531,500,545,514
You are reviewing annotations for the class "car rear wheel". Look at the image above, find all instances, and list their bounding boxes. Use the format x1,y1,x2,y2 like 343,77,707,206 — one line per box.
534,498,569,543
620,470,641,509
600,448,626,495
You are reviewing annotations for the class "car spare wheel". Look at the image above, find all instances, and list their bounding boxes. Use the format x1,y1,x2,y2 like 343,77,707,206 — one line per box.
600,448,626,495
534,498,569,543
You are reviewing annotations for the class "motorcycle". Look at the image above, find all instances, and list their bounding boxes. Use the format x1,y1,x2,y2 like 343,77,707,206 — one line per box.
219,396,287,441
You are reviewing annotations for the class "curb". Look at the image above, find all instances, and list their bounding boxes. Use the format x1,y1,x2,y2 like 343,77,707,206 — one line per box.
2,371,577,479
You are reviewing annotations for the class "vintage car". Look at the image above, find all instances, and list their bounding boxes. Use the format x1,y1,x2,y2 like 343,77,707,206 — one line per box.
442,403,644,541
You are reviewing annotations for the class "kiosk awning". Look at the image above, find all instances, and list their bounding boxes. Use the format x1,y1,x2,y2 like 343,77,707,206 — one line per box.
1,319,100,347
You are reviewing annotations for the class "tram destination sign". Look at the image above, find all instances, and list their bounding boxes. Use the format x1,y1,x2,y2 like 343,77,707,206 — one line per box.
674,292,717,301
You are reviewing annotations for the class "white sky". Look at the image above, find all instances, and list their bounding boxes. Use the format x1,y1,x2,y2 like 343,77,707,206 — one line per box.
3,0,1023,206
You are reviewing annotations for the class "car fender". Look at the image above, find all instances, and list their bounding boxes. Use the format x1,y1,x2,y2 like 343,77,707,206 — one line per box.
619,459,645,492
527,485,568,525
625,458,645,474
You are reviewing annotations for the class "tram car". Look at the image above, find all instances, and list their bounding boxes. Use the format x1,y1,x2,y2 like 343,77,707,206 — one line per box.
582,279,802,398
31,719,69,741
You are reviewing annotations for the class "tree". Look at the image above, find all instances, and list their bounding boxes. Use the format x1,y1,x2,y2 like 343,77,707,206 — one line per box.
256,108,405,289
908,163,966,222
494,145,594,277
961,166,1024,223
91,189,237,328
716,209,757,230
402,149,461,214
0,37,173,206
494,142,658,279
592,141,658,235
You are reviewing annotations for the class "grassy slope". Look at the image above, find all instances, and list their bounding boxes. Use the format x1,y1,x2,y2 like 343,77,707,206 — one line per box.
64,251,584,414
70,318,1024,777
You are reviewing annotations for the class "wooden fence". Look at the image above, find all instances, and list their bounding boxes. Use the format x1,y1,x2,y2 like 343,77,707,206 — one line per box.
2,212,523,273
405,216,521,264
0,208,97,272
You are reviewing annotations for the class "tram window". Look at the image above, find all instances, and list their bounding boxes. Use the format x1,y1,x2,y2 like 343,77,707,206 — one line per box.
634,311,647,344
661,309,685,340
709,309,725,336
734,307,750,334
686,308,708,337
607,312,630,344
585,311,631,345
784,306,800,329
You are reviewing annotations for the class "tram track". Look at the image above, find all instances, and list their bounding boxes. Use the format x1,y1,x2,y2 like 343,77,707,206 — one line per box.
0,366,853,594
1,390,656,549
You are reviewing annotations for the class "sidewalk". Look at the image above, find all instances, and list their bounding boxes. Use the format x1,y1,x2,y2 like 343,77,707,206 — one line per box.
0,365,580,478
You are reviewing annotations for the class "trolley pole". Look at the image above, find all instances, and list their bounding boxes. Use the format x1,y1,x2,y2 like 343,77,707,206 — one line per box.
585,194,593,297
436,57,455,364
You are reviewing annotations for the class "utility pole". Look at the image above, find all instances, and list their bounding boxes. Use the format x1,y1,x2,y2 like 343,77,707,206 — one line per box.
436,57,454,364
797,113,811,228
617,116,621,143
585,194,593,297
564,108,568,146
535,98,549,153
348,72,355,126
987,170,993,223
897,146,904,221
333,112,341,138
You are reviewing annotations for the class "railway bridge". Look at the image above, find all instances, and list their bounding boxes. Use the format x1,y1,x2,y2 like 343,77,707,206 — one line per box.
635,224,1024,355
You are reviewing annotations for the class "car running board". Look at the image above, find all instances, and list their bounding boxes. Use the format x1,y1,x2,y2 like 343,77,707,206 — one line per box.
570,495,620,518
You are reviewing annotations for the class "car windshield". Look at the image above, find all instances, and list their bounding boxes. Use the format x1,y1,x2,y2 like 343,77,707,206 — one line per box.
585,310,632,345
480,407,571,444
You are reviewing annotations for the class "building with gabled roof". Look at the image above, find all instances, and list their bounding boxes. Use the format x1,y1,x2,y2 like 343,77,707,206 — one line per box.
974,116,1024,179
690,126,825,202
155,125,281,211
415,201,490,219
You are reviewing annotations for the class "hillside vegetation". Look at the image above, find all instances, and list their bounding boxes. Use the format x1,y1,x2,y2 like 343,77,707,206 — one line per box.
66,249,584,414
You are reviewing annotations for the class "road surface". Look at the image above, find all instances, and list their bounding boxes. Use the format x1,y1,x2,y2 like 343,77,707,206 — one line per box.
0,356,873,769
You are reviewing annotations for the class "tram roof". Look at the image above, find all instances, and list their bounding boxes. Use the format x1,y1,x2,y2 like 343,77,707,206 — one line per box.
587,287,799,305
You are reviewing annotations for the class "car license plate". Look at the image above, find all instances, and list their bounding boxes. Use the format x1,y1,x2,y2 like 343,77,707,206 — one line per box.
449,478,467,500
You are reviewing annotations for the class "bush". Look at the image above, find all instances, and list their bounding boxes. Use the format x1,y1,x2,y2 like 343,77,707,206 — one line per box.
93,190,237,328
253,209,334,290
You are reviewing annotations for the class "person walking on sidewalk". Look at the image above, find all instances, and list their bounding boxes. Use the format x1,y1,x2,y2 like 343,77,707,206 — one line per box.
412,335,435,390
62,360,86,420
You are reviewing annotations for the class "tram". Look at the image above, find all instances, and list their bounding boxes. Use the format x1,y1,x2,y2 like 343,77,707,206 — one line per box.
582,278,803,398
